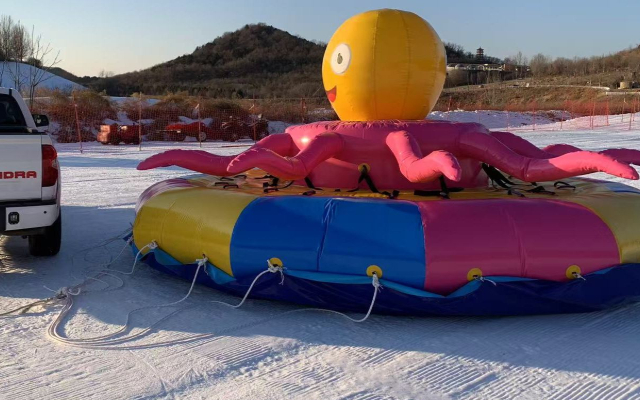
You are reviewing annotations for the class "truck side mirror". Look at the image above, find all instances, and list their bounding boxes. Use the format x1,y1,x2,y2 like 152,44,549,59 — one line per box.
32,114,50,129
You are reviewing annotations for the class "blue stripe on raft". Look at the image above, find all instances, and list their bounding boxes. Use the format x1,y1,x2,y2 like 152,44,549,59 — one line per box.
133,240,640,315
135,245,236,286
230,196,330,275
318,198,426,288
230,197,427,289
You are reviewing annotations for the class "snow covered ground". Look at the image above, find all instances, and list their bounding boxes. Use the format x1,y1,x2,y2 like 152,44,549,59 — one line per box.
429,109,562,129
3,114,640,399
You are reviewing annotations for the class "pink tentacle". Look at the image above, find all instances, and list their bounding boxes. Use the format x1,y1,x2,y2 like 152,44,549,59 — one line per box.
545,143,640,166
543,144,582,156
137,134,295,175
386,130,461,182
227,132,344,180
137,150,235,175
490,131,553,159
601,149,640,165
457,131,639,181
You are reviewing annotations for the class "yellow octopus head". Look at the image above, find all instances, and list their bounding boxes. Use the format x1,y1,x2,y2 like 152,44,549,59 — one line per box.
322,9,447,121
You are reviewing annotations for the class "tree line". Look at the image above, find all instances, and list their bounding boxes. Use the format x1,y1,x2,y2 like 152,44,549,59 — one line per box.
523,47,640,86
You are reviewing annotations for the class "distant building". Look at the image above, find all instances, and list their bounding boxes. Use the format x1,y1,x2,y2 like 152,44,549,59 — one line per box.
476,47,485,61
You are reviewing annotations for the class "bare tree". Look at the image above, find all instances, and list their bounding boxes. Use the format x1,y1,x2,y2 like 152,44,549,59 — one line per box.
26,25,60,106
0,16,62,103
0,15,14,85
8,20,30,91
98,69,114,78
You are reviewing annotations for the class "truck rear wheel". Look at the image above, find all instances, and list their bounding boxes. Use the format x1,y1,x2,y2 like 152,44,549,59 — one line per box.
28,212,62,256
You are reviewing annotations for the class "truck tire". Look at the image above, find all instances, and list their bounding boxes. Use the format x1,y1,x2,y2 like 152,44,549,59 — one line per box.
28,212,62,256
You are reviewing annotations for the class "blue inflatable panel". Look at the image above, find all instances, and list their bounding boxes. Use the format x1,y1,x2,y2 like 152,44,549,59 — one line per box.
230,197,330,276
230,196,427,288
318,198,426,288
133,243,640,316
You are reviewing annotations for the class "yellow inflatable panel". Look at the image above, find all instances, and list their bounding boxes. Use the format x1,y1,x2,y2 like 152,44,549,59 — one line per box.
133,187,256,276
567,194,640,264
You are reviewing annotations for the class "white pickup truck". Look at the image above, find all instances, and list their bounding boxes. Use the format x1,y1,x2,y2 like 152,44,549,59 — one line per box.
0,87,61,256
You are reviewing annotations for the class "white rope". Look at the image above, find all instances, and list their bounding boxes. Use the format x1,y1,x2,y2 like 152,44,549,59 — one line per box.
572,272,587,281
0,230,134,318
475,276,497,286
45,258,286,349
46,256,207,347
109,240,157,275
60,271,384,351
4,227,383,349
293,273,382,323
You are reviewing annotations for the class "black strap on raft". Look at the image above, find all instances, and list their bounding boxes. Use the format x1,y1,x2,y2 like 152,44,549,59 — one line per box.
348,165,380,193
414,175,464,199
482,163,515,189
482,163,560,197
525,185,555,196
263,176,294,193
304,176,322,190
554,181,576,190
346,164,398,199
262,177,280,192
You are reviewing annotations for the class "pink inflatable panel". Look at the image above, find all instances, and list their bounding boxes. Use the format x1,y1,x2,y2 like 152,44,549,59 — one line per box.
418,199,620,294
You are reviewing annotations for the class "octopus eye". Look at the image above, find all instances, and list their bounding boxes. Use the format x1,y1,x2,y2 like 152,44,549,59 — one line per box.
331,43,351,75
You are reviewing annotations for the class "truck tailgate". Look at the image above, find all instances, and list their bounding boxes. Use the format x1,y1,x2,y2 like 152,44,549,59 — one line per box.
0,135,42,201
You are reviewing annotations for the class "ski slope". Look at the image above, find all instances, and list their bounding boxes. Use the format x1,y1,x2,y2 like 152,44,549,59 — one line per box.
0,62,83,91
2,114,640,399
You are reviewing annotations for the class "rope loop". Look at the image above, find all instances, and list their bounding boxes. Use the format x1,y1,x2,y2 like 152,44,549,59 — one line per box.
371,272,382,291
572,271,587,281
266,259,285,285
196,256,208,268
476,276,498,286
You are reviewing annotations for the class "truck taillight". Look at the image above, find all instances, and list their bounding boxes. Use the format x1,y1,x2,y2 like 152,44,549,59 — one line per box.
42,144,59,187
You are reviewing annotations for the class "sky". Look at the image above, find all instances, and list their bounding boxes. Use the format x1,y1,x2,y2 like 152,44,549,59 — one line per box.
4,0,640,77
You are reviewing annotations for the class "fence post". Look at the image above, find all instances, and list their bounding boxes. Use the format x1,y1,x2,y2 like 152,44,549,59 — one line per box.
301,98,307,124
532,101,536,131
622,98,626,123
73,94,83,154
606,100,610,126
591,101,596,130
446,96,452,120
570,100,574,121
252,96,257,142
138,97,143,151
196,102,202,148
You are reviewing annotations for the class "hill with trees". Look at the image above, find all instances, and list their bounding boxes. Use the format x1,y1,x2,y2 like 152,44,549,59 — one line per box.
78,24,503,98
526,46,640,88
80,24,326,98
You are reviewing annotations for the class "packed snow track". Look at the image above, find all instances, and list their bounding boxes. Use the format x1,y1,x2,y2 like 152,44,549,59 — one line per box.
2,117,640,399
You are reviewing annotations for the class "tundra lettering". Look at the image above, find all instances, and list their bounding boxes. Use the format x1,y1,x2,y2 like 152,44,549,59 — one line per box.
0,171,37,179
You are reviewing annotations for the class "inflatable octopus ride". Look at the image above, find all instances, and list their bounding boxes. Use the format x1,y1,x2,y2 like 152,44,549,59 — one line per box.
132,9,640,315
